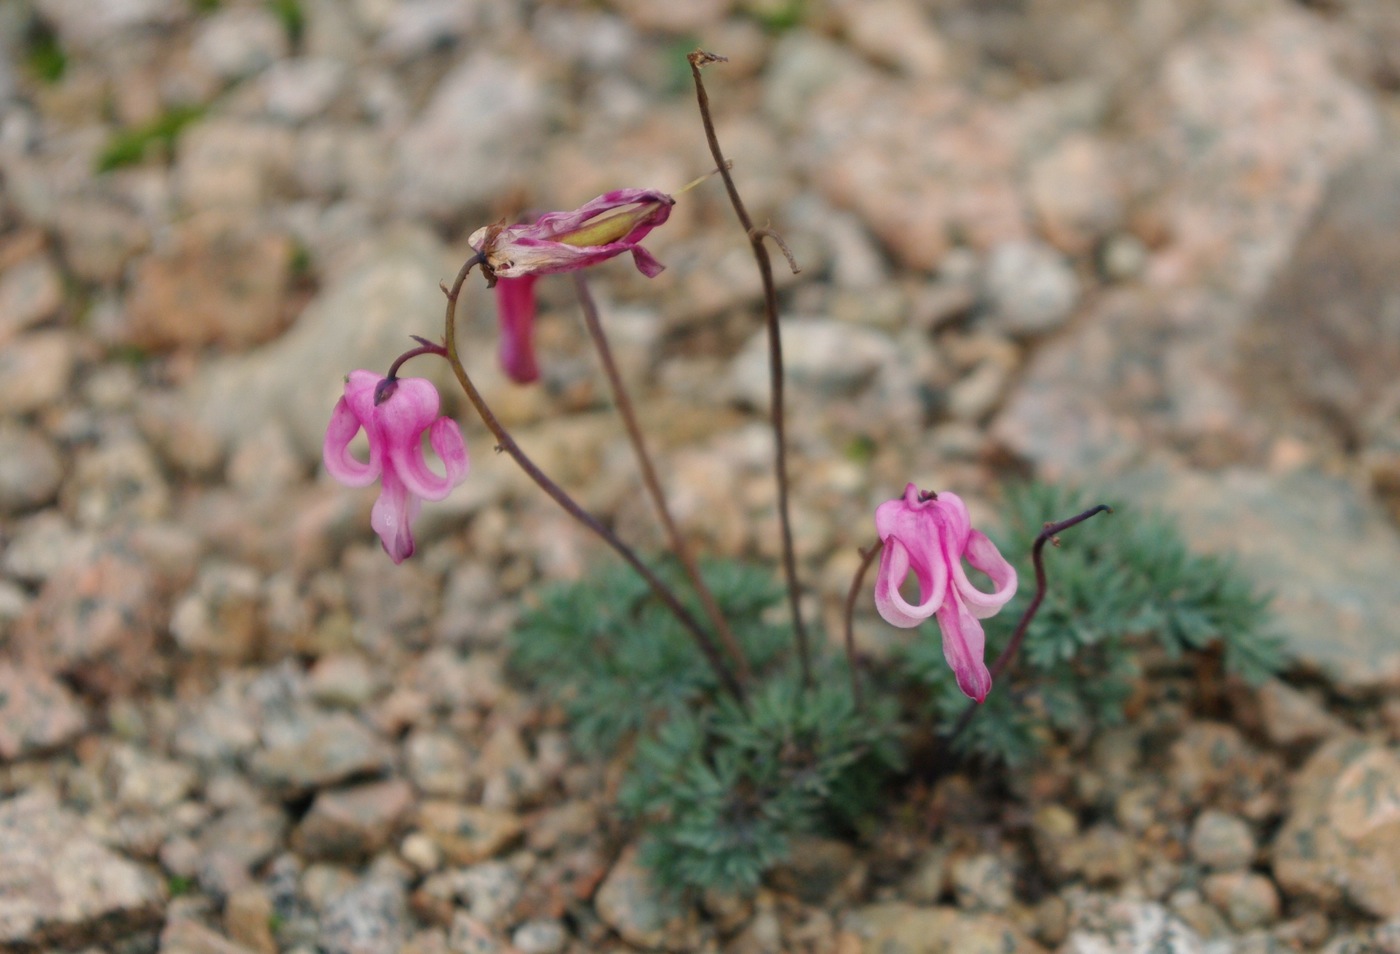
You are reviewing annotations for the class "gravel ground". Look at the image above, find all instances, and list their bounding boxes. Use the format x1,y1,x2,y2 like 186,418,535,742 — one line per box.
3,1,1400,952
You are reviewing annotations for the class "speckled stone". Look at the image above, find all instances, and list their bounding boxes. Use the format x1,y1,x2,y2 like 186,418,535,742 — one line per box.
593,845,697,951
1255,679,1348,748
250,710,393,796
0,790,164,950
0,662,87,759
1188,811,1256,872
1201,871,1280,931
0,330,76,415
318,877,409,954
1275,737,1400,917
15,538,164,697
0,243,62,342
843,903,1045,954
292,779,416,862
1061,895,1205,954
160,917,262,954
414,802,523,867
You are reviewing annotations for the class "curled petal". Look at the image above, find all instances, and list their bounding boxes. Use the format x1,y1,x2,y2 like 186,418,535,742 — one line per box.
322,396,380,487
494,276,540,384
528,188,673,245
954,529,1018,619
472,189,673,281
870,481,1012,701
873,537,947,628
491,238,662,280
325,369,470,564
393,416,468,502
370,471,421,564
936,594,992,702
630,245,666,278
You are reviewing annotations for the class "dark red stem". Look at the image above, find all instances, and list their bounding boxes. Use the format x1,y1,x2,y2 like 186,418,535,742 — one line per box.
688,49,811,689
441,255,745,703
949,503,1112,740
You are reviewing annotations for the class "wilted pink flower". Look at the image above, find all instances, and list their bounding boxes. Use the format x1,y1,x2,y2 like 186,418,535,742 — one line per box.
493,276,541,384
467,188,675,384
874,484,1017,702
323,370,469,564
469,188,674,280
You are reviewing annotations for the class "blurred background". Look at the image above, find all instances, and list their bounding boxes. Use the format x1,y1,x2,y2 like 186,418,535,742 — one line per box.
2,0,1400,951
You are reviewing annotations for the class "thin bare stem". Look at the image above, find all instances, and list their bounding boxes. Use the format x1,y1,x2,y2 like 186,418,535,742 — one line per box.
441,255,745,703
948,504,1113,742
375,337,448,404
841,540,884,713
688,49,812,688
573,274,753,685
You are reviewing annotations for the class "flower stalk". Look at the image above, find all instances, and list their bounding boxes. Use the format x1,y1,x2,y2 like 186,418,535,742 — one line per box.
688,49,811,688
440,254,746,703
947,503,1113,740
842,541,883,713
573,274,753,685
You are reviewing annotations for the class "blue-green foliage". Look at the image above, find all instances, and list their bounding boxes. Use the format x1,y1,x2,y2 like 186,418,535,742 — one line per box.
512,484,1285,890
511,560,791,754
512,559,900,893
901,482,1286,765
621,663,900,892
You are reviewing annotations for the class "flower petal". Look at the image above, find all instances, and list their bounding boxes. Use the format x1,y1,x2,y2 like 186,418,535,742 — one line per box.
954,529,1018,619
936,594,992,702
932,490,972,551
323,393,380,487
370,471,420,564
475,189,674,280
874,486,951,627
873,534,948,628
374,377,461,500
530,188,673,245
494,276,540,384
392,415,469,502
491,238,638,279
630,244,666,278
374,375,441,442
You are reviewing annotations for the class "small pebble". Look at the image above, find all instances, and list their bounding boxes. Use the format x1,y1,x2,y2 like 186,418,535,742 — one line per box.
1189,810,1256,871
1202,871,1281,932
511,919,567,954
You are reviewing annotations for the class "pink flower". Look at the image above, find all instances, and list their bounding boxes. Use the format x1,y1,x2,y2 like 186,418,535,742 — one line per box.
323,370,469,564
468,188,675,384
494,276,541,384
874,484,1017,702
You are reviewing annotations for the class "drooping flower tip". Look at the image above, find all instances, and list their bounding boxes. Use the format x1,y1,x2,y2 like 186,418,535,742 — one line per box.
493,275,541,384
873,483,1017,702
323,370,469,564
467,188,675,282
468,188,675,386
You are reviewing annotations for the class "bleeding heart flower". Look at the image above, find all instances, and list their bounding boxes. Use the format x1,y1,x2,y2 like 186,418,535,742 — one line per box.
874,484,1017,702
468,188,674,384
323,370,468,563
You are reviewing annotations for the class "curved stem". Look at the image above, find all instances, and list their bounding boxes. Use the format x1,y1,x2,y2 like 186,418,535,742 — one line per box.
375,338,448,404
441,255,745,703
841,540,884,713
688,49,811,688
948,504,1113,742
573,274,753,685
